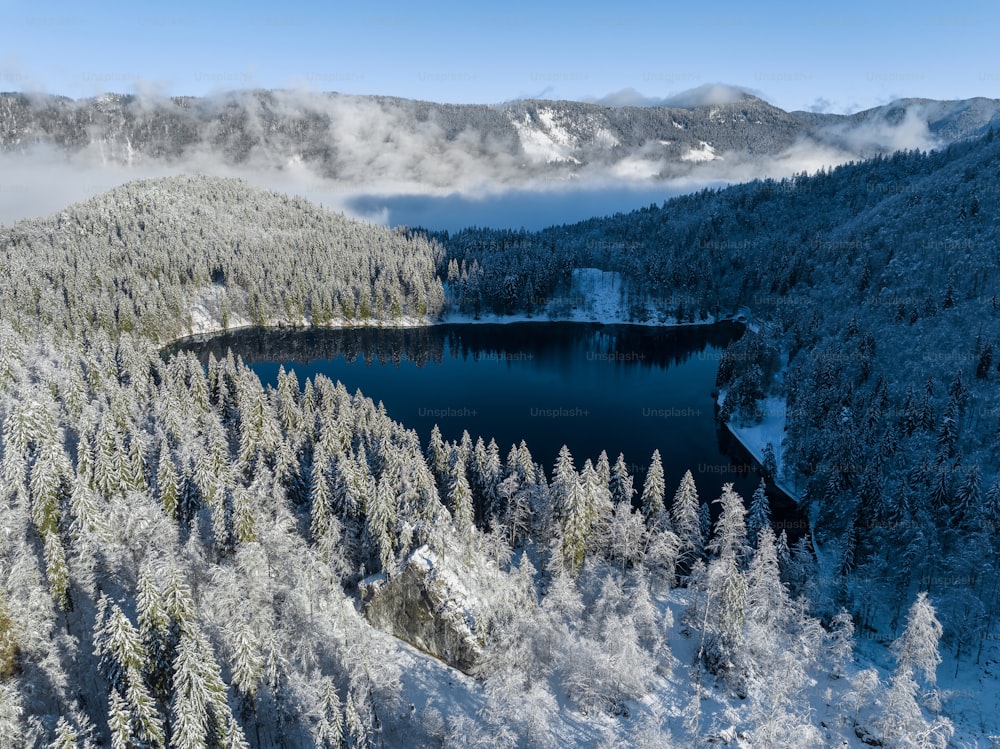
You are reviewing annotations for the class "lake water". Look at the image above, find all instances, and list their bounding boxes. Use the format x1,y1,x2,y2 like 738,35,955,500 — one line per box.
343,184,705,232
176,322,801,531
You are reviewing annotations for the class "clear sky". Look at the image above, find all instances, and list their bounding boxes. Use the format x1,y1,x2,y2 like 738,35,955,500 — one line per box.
1,0,998,113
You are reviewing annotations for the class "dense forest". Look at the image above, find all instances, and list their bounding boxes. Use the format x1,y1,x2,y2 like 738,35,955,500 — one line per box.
2,132,999,745
438,133,1000,650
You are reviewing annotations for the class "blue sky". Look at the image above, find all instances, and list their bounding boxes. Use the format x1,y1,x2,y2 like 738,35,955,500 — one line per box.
1,0,998,113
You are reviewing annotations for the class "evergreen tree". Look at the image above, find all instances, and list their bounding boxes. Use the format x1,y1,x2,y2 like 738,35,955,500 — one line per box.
640,449,666,524
580,458,613,552
314,679,344,749
760,442,778,481
363,476,397,574
93,596,166,749
446,449,475,536
609,453,635,507
746,479,771,547
426,425,448,486
671,470,703,567
551,445,589,571
879,592,953,748
170,627,249,749
156,440,180,521
50,717,84,749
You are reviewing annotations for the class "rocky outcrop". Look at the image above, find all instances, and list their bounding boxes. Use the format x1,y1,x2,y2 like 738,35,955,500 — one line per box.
360,546,482,674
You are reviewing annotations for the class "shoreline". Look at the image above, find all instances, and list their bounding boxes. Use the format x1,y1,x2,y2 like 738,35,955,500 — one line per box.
166,308,748,348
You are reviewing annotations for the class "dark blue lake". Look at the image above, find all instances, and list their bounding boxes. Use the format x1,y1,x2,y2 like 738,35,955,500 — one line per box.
177,322,799,525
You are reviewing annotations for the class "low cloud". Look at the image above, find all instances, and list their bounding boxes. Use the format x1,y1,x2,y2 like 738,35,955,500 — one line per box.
0,90,956,232
817,105,937,154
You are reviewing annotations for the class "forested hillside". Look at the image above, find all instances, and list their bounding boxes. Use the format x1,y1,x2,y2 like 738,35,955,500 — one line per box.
0,175,445,341
2,134,998,745
441,131,1000,668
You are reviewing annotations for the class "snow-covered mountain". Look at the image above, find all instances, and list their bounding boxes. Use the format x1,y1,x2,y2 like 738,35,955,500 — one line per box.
3,89,999,189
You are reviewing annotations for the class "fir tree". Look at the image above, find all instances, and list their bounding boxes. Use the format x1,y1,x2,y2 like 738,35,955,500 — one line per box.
879,592,953,747
609,453,635,507
746,479,771,547
551,445,589,572
640,449,666,524
671,470,703,568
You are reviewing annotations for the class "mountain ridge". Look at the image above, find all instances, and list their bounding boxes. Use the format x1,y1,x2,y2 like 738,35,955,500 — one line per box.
4,89,999,188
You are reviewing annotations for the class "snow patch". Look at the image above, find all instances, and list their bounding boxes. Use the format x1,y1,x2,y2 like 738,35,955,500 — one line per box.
442,268,728,327
680,141,722,163
511,108,582,164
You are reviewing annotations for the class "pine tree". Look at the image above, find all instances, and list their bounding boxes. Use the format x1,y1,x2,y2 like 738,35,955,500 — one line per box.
156,439,180,520
698,503,712,550
50,717,83,749
363,476,397,574
137,568,172,706
985,481,1000,533
0,591,17,682
609,453,634,507
952,464,981,530
344,692,367,749
426,424,448,486
231,486,258,546
309,462,332,541
0,682,23,749
551,445,589,571
745,527,789,629
671,470,703,567
314,679,344,749
93,596,166,749
640,449,666,524
879,592,953,747
108,688,133,749
702,484,750,681
480,438,503,524
746,479,771,546
42,531,71,612
760,442,777,480
445,449,475,535
170,628,249,749
580,458,613,553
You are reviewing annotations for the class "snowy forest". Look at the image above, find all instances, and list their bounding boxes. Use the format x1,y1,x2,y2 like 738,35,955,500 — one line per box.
1,131,999,747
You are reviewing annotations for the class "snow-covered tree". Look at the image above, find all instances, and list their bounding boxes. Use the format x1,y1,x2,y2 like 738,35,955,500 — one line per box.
551,446,590,571
670,470,703,570
878,592,953,748
609,453,635,508
746,479,771,546
640,449,666,524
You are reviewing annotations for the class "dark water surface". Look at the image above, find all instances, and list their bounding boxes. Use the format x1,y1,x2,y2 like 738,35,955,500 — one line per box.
176,322,800,529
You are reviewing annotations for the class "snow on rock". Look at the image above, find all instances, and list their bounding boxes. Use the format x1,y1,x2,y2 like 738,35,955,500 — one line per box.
360,546,484,674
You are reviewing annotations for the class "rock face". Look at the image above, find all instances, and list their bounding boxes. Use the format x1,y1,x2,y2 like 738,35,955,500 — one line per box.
360,546,482,674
